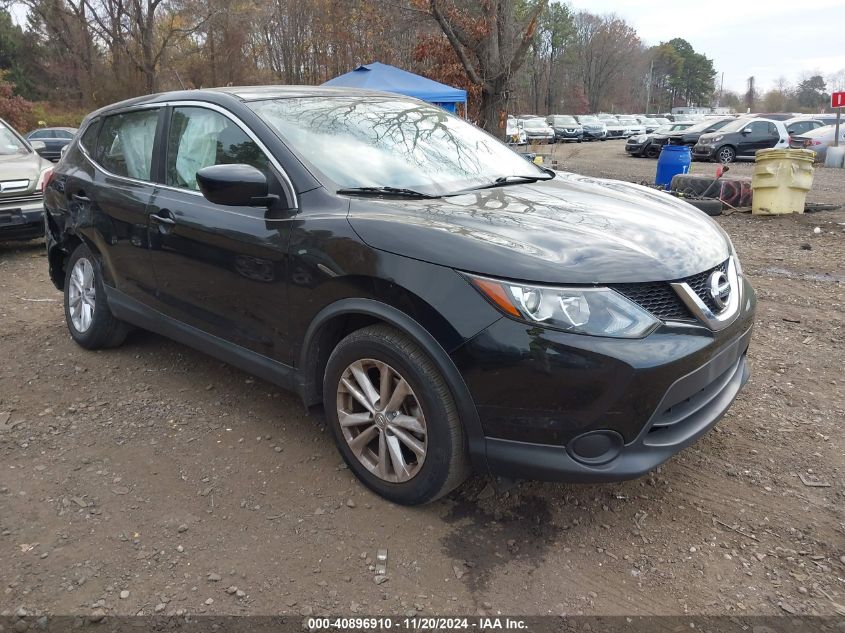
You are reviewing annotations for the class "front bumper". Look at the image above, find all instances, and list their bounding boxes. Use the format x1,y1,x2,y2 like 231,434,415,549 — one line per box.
0,201,45,241
454,275,756,482
625,140,647,155
692,144,717,160
554,130,583,141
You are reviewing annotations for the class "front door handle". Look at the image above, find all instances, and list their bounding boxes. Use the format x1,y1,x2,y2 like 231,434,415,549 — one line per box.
150,213,175,225
72,193,90,203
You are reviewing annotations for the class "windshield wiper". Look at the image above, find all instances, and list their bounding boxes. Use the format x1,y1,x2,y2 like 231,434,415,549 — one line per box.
448,170,556,195
336,186,439,199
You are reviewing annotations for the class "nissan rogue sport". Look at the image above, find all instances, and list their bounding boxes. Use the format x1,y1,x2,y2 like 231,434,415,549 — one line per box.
44,87,755,505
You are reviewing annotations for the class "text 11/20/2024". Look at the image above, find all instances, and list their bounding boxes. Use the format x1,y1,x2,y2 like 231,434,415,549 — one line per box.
307,617,528,630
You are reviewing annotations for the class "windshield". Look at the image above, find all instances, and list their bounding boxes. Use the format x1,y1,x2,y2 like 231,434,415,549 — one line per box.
717,118,757,133
552,116,577,125
682,118,730,134
250,97,546,196
0,123,29,156
523,119,547,128
577,116,599,124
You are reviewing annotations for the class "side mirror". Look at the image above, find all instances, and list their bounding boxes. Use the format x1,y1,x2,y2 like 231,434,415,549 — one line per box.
196,164,275,207
30,140,46,151
741,128,752,135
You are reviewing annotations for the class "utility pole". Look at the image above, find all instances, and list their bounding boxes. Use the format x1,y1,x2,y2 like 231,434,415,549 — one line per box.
718,72,724,108
645,59,654,114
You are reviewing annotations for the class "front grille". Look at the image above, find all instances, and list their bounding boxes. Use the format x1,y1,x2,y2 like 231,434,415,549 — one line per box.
0,191,42,206
645,353,745,447
611,259,729,323
612,283,693,321
685,260,728,313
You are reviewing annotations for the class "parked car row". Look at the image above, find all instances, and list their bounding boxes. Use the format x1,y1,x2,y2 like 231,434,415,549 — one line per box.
625,115,806,163
510,113,676,144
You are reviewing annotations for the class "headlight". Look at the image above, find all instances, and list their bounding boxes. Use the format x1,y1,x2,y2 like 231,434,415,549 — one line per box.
468,275,659,338
710,135,723,143
633,135,647,142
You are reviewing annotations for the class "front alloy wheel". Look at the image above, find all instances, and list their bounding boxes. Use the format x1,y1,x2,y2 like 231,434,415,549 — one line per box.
717,146,736,164
337,359,427,482
323,324,469,505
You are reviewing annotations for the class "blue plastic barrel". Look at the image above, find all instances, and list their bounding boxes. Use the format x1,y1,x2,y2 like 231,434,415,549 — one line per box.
655,145,691,188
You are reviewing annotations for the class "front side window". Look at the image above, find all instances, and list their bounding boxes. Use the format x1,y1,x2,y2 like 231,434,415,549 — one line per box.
747,121,768,136
28,130,51,139
249,96,546,196
96,109,159,181
166,107,269,191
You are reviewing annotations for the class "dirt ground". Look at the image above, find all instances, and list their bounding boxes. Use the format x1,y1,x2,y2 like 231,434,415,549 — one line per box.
1,141,844,620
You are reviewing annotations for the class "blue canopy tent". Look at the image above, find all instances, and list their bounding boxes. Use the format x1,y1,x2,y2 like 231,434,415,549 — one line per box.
322,62,467,115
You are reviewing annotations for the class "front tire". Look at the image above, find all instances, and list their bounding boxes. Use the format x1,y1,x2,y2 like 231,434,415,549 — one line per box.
63,243,129,349
323,325,469,505
717,145,736,164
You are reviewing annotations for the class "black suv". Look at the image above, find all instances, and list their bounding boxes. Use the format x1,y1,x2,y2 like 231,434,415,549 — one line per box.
546,115,583,142
44,87,755,505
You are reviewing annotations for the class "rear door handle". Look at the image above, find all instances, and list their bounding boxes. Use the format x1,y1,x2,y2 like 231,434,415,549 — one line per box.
150,213,175,225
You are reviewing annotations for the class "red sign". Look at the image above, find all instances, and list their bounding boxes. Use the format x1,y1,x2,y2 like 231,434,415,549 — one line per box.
833,91,845,108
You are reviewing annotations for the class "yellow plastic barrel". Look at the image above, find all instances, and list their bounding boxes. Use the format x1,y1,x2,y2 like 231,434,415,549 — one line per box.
752,148,815,215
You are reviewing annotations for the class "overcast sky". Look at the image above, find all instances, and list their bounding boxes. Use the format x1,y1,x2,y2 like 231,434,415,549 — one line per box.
566,0,845,94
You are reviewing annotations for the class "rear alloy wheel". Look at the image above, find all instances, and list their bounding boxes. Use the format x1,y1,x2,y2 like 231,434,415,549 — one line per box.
323,325,469,504
63,243,129,349
717,145,736,164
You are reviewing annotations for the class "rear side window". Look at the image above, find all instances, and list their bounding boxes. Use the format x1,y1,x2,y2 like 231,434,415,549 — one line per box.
96,109,159,181
166,106,269,191
80,121,100,153
54,130,74,139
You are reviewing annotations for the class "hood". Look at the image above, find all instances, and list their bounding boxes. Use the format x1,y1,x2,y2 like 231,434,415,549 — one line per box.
0,151,49,195
697,132,721,143
347,172,730,284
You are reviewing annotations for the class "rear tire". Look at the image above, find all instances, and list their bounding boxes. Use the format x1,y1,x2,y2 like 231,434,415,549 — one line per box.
323,324,470,505
63,243,129,349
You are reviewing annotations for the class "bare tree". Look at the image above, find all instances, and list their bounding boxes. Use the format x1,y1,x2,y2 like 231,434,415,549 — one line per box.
426,0,548,135
81,0,212,93
569,12,641,113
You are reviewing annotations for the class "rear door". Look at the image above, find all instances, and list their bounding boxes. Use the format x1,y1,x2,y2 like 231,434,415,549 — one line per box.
61,107,162,303
145,104,295,362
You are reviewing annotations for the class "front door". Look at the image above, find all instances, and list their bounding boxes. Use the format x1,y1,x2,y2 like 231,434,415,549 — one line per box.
146,105,294,363
737,121,777,157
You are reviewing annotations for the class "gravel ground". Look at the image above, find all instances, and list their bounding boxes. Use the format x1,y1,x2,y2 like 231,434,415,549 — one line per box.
1,142,844,620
